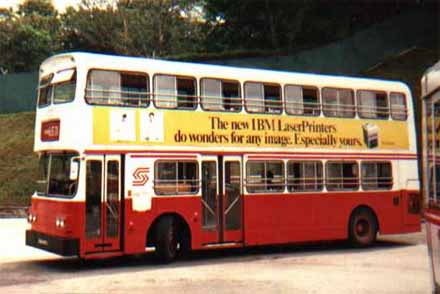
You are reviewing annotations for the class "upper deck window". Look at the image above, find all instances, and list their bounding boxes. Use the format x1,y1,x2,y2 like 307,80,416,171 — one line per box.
357,90,389,119
38,69,76,107
38,74,53,107
53,69,76,104
390,92,407,120
154,74,196,109
322,87,355,118
244,82,282,114
285,85,320,116
86,70,149,107
201,78,242,112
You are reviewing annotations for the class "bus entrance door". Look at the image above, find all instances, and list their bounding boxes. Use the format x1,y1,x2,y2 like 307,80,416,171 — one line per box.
84,155,122,254
222,156,243,243
201,156,243,245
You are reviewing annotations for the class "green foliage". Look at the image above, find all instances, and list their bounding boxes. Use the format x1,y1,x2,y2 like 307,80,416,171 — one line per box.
0,0,434,73
204,0,316,51
17,0,56,17
0,0,59,73
59,0,206,57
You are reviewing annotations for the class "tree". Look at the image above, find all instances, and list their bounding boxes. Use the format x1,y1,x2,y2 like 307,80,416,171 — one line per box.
60,2,125,54
204,0,316,51
60,0,205,57
0,0,59,72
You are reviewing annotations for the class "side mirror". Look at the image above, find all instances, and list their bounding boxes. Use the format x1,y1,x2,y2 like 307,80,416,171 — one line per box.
69,158,79,181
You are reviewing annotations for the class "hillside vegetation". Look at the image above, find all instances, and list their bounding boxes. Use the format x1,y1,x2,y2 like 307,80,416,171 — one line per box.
0,112,37,206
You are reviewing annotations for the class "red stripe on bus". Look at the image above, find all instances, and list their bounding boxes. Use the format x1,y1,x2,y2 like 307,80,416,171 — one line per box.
85,149,416,158
130,155,197,159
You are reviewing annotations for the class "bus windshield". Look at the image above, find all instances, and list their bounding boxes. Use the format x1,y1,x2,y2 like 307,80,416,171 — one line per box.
38,69,76,107
36,152,79,197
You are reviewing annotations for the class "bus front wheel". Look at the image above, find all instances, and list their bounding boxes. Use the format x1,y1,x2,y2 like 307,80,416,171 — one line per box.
349,208,377,247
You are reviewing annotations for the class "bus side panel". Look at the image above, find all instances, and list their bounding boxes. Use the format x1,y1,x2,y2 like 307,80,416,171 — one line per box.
243,191,420,246
400,190,422,232
123,196,202,255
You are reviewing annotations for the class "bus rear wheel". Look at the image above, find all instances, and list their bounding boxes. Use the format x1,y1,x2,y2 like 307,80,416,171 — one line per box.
155,216,179,263
349,208,377,247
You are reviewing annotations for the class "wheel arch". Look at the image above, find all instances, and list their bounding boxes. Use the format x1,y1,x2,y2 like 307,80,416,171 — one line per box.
146,212,192,249
348,205,380,233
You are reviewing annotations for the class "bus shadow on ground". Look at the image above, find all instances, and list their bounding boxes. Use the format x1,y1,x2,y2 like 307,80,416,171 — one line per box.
27,236,417,273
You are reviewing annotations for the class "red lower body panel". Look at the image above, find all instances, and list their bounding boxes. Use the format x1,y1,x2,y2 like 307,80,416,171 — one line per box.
28,190,420,258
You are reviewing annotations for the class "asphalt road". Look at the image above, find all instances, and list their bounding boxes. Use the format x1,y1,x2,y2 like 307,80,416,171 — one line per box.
0,219,432,293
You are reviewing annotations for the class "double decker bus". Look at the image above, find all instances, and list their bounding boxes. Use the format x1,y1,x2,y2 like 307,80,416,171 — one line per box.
421,60,440,293
26,52,420,262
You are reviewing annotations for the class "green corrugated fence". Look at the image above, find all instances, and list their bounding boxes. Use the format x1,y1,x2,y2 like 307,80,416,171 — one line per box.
0,72,38,114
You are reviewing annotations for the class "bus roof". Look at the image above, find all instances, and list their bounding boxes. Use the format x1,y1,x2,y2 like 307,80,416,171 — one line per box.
41,51,411,93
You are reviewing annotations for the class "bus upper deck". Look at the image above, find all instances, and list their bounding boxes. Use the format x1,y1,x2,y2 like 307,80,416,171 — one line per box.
35,52,415,154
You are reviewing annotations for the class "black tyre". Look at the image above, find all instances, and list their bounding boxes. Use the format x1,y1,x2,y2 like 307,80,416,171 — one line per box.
155,216,178,263
349,208,377,247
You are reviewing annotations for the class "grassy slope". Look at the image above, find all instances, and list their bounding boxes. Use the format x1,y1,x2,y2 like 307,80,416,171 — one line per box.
0,112,37,206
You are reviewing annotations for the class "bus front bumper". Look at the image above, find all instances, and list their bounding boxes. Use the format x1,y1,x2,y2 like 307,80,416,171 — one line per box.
26,230,79,257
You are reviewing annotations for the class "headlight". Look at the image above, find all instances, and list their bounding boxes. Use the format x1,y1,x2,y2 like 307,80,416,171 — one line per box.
56,217,65,228
28,214,37,223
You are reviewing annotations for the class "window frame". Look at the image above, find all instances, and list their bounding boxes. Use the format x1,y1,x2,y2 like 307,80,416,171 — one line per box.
52,69,77,105
356,89,389,120
36,151,80,199
154,160,200,195
85,68,150,108
322,87,356,118
284,84,320,116
244,81,282,115
153,73,197,110
361,161,393,191
325,161,359,191
200,77,242,113
390,92,408,121
38,69,79,108
245,160,285,194
37,78,53,108
286,160,324,192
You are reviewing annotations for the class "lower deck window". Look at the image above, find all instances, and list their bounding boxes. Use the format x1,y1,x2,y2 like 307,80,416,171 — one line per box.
361,162,392,190
326,162,359,191
154,161,199,195
36,152,79,197
287,161,323,192
246,161,284,193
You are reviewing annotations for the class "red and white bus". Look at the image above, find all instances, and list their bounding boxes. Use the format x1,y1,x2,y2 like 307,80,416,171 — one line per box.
26,52,420,262
421,60,440,293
